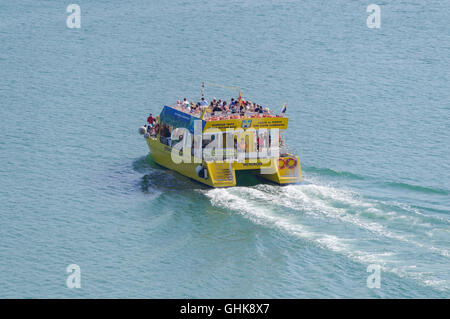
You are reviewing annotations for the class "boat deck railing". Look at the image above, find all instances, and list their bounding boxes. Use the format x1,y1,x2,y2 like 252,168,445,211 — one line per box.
169,104,284,121
205,111,281,121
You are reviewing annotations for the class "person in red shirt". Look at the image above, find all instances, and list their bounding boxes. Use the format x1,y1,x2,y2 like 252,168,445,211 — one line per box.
147,113,155,126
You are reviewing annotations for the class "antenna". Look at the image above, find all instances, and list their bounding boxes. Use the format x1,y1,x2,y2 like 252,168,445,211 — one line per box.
201,82,205,99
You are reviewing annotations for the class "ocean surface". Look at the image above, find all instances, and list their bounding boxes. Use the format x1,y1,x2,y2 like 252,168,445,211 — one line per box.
0,0,449,298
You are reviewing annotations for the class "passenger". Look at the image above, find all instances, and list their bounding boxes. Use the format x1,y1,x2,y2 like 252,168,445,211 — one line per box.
239,104,245,115
199,101,207,114
258,105,264,113
182,98,189,107
212,104,222,114
147,113,155,126
159,124,168,144
164,124,171,137
222,101,228,112
200,97,208,106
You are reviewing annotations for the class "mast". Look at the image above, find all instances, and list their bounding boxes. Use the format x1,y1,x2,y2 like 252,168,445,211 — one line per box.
201,81,205,99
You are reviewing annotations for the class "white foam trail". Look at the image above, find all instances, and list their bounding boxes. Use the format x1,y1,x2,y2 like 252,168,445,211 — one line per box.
204,188,391,270
203,184,449,291
386,200,450,225
252,183,450,258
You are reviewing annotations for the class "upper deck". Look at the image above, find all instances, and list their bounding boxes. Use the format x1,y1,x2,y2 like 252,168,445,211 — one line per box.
159,105,288,133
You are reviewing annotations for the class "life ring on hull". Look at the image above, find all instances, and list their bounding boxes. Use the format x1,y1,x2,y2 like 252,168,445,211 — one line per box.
278,158,286,169
286,157,297,169
195,165,208,179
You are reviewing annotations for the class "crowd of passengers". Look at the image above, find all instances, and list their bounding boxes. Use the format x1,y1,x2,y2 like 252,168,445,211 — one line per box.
175,97,272,117
144,97,279,147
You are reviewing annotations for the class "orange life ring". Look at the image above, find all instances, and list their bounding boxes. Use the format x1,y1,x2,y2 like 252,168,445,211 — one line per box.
278,158,286,169
286,157,297,169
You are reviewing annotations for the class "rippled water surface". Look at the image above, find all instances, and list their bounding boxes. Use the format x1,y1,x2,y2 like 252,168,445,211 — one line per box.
0,0,449,298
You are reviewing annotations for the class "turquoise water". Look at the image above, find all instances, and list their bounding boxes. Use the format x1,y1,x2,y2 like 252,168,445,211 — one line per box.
0,0,449,298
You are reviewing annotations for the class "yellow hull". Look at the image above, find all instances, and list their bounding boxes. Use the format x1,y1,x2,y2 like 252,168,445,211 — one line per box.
146,137,301,188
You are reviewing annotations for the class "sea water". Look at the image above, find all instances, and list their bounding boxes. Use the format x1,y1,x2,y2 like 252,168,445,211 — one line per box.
0,0,449,298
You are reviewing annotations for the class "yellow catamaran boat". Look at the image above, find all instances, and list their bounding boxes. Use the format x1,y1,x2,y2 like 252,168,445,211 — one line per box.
139,88,301,188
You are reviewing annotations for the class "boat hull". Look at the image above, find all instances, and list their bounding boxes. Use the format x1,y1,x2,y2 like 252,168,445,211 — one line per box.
146,136,301,187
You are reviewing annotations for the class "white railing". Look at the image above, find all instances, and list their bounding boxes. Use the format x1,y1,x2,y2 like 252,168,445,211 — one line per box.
169,104,281,120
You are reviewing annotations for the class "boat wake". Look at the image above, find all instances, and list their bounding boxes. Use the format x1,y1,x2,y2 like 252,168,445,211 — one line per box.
202,178,450,292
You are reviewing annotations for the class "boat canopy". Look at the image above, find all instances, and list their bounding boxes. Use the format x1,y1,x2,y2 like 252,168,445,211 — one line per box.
159,105,206,134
